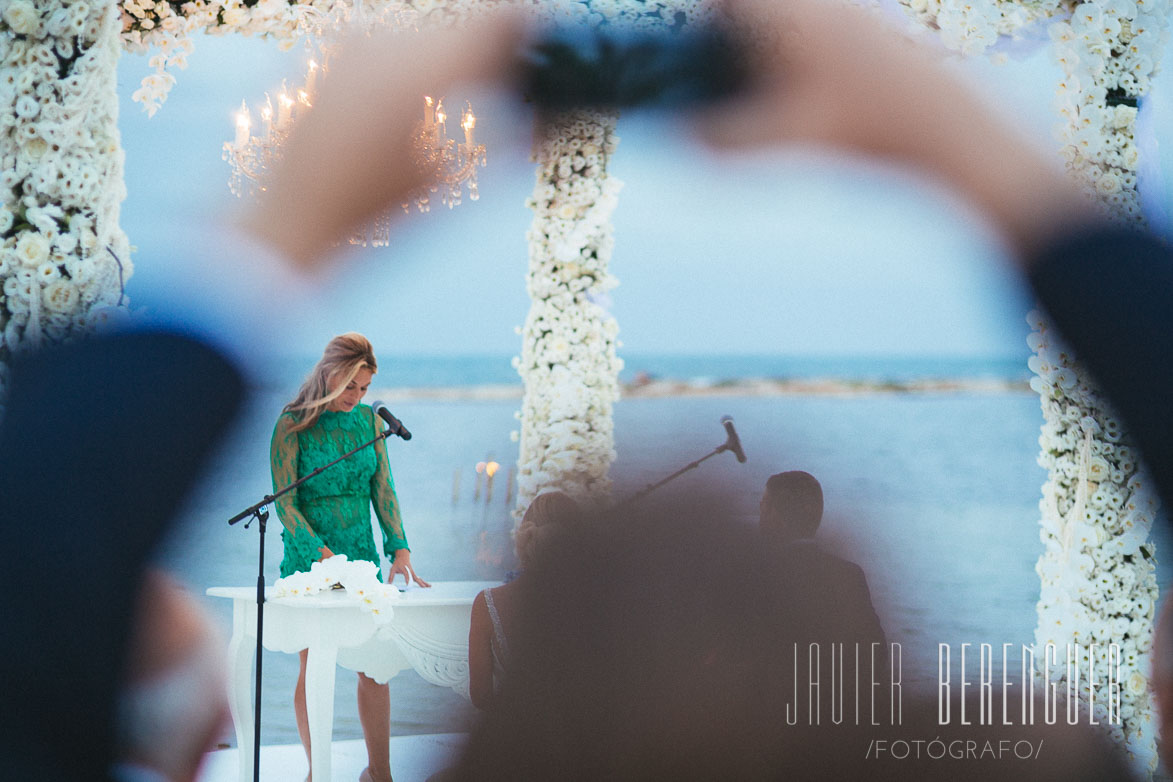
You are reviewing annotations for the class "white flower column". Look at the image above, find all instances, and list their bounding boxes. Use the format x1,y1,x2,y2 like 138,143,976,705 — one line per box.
1030,319,1161,771
1031,2,1167,774
893,0,1166,768
513,109,623,518
1050,0,1168,224
1029,313,1162,770
0,1,130,396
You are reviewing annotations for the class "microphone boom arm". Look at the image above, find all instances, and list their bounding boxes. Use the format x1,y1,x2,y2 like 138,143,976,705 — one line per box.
613,418,747,510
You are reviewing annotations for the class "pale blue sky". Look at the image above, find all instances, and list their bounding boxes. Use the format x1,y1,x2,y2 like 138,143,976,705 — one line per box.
116,31,1173,359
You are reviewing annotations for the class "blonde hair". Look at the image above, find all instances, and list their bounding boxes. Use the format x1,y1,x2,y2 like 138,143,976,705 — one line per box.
284,333,377,432
514,491,583,569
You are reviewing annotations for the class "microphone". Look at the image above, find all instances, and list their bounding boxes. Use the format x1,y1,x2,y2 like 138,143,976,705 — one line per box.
371,401,412,441
720,416,747,463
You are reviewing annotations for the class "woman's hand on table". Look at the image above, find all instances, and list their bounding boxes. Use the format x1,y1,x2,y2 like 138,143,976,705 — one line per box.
388,549,431,588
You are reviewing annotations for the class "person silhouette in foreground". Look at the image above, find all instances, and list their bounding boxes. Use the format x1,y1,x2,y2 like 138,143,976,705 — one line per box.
0,332,245,782
442,491,1134,781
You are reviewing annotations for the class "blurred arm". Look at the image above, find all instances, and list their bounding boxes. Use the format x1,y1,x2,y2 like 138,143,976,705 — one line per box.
701,0,1102,260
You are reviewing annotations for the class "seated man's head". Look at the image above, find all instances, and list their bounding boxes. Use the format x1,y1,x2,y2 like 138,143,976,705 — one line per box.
759,471,823,542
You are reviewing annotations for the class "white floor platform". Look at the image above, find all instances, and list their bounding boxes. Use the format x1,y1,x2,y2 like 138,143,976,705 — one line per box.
197,734,467,782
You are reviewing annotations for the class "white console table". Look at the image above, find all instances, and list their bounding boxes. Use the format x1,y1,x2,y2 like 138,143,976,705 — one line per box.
208,581,494,782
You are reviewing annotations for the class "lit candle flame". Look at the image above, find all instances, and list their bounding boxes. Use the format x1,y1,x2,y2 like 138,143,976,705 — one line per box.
461,104,476,148
485,461,499,477
277,91,294,130
234,99,251,147
260,95,273,140
476,461,486,474
306,58,320,94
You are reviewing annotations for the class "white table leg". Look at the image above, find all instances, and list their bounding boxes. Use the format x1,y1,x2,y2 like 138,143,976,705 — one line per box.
226,599,257,782
306,643,340,782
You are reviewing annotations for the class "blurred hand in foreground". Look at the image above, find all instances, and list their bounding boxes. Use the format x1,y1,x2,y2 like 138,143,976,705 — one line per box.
241,12,523,270
701,0,1099,259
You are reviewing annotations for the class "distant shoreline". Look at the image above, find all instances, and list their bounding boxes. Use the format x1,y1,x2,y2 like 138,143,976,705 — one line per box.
370,377,1033,401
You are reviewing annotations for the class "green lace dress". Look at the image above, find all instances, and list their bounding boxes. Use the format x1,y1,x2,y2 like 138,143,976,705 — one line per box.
270,403,408,579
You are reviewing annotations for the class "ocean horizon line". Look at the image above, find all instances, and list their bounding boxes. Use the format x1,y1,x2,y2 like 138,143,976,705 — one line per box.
346,376,1034,402
258,352,1034,392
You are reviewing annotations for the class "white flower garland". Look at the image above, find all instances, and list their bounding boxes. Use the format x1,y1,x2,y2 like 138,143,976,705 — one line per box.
1,0,131,393
117,0,721,114
898,0,1065,55
118,0,515,115
513,109,624,517
271,554,401,622
120,0,333,116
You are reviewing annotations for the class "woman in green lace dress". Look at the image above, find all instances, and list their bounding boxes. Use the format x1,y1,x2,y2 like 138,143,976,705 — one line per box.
270,332,428,782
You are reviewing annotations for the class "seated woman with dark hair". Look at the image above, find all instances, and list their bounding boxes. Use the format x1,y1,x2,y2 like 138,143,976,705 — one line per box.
467,491,583,709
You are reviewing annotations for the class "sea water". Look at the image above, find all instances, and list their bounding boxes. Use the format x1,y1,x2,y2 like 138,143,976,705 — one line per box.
158,355,1172,746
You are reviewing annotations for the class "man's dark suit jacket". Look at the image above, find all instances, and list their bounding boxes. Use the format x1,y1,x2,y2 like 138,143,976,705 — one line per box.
763,538,889,729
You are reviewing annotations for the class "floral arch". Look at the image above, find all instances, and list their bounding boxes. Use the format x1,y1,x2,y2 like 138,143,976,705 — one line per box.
0,0,1167,772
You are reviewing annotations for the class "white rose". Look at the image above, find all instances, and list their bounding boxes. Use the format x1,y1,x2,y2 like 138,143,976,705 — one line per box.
16,232,50,268
14,94,39,120
36,261,60,283
1096,172,1122,195
53,231,77,254
1088,455,1111,481
43,280,79,314
1126,670,1147,696
3,1,40,36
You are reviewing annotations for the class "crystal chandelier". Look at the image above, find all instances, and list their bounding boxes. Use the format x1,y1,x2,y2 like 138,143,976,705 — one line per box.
407,95,486,213
222,72,314,201
222,2,487,247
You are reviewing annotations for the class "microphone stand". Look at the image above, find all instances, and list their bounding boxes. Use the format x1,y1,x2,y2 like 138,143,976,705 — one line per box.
613,419,746,510
226,423,398,782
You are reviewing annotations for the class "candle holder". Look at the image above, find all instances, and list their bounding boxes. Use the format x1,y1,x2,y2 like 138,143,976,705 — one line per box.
402,100,487,214
222,97,289,199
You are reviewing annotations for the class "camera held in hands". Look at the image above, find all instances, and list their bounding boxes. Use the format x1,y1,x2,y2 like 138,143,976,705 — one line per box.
518,22,749,111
